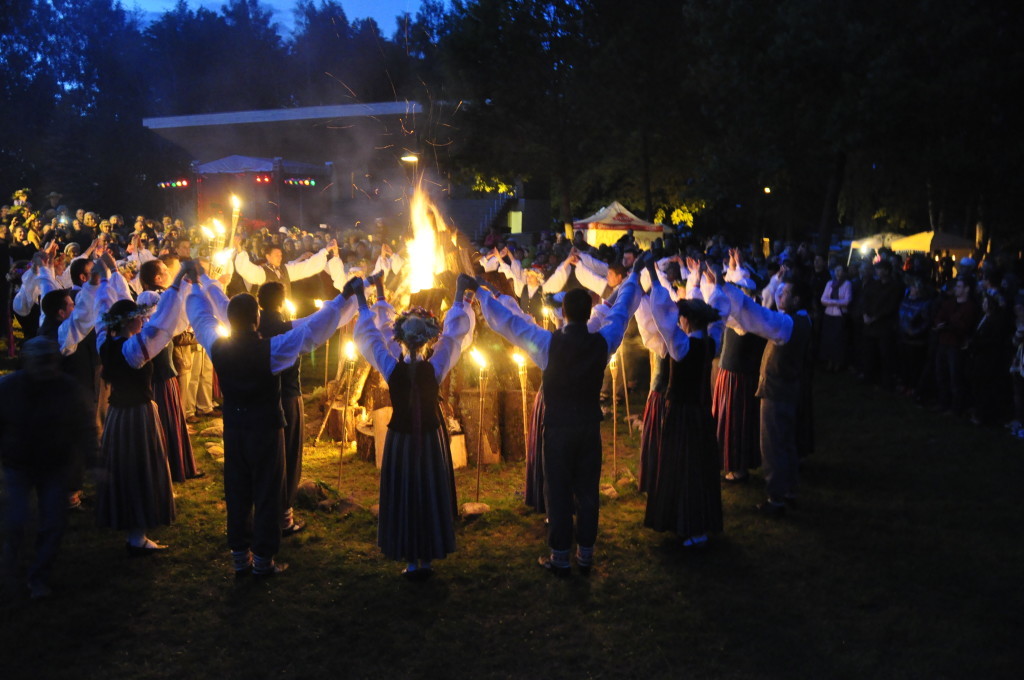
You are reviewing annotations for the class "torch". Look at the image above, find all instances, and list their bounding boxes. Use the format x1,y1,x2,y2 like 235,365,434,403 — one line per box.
513,352,528,460
470,347,488,502
620,351,632,433
314,299,328,388
337,339,357,490
228,194,241,245
609,351,618,478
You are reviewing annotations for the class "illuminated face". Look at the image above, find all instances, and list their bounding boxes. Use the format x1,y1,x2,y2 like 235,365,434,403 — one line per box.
607,269,623,288
78,261,93,283
58,295,75,321
124,316,144,337
154,261,171,289
776,283,798,313
266,248,283,267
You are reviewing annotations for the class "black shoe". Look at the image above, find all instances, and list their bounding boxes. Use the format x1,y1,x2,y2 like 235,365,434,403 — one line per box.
401,566,433,581
755,501,786,517
253,561,288,577
538,556,571,577
126,540,169,557
281,520,306,537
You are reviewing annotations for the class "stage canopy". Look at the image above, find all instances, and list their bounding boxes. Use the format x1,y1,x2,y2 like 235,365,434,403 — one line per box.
572,201,663,247
192,155,330,177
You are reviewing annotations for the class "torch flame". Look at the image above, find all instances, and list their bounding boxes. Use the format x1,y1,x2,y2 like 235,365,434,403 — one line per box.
469,347,488,370
406,187,447,293
344,340,356,361
313,299,324,309
212,249,232,267
216,323,230,338
201,226,215,240
213,219,225,235
284,299,296,317
231,195,240,211
512,351,526,367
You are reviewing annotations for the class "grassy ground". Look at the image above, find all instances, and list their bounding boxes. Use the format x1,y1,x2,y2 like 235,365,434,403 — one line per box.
1,362,1022,679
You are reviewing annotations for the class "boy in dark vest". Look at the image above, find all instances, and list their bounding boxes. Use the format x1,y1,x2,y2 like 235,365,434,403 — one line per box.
186,263,349,576
477,257,645,575
718,273,813,516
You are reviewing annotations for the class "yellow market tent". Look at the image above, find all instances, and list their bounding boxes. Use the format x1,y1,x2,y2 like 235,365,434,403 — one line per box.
889,231,974,258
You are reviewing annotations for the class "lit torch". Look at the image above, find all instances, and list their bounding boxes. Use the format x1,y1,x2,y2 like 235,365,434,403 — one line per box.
513,351,529,461
470,347,488,501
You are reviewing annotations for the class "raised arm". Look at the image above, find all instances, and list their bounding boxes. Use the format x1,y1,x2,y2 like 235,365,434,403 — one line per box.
635,294,669,358
57,280,101,357
598,270,642,358
429,300,475,382
541,258,572,293
120,275,188,368
284,247,329,282
232,250,267,287
722,283,793,345
478,290,552,369
573,253,609,296
650,279,689,361
268,293,347,373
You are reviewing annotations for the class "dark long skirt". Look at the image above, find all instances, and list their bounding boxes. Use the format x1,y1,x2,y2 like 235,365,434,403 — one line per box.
96,402,175,531
638,390,666,493
378,426,458,562
818,314,847,364
644,399,722,539
524,390,546,513
712,368,760,473
153,377,198,482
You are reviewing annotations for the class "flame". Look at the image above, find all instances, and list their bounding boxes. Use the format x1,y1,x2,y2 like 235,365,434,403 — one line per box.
212,249,232,267
469,347,488,369
231,195,240,211
201,226,215,240
344,340,356,361
213,219,225,235
512,352,526,367
216,323,230,338
313,299,324,309
406,187,447,293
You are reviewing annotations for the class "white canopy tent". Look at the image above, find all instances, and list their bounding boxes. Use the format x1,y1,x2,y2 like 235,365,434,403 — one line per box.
572,201,664,248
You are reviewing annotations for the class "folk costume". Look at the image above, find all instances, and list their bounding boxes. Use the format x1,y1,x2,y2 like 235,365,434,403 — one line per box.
354,297,474,573
94,273,183,549
478,272,640,572
644,282,725,545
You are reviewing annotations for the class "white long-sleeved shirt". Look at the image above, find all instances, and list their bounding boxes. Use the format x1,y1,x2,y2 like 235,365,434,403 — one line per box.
95,279,186,369
56,281,101,357
477,272,642,371
496,257,571,299
187,287,349,375
233,247,329,288
649,281,726,361
354,300,474,384
722,283,798,346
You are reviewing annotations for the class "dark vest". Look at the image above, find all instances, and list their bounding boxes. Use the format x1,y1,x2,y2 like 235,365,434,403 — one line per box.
666,335,714,411
719,327,767,376
651,353,671,393
756,313,811,402
101,336,154,407
386,360,441,434
210,330,285,429
519,286,544,324
261,264,291,297
542,323,608,426
257,310,301,400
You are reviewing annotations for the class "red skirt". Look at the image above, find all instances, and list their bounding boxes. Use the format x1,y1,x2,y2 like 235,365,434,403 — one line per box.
638,391,666,493
712,368,760,473
154,377,199,482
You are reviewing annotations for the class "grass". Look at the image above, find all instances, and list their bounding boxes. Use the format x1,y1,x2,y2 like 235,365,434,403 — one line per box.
1,364,1022,679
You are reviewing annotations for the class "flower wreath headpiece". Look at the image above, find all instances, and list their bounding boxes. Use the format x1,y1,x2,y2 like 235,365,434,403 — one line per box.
102,303,157,331
393,306,441,348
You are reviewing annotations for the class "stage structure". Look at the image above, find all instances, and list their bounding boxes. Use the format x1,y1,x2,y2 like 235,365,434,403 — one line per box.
189,155,334,231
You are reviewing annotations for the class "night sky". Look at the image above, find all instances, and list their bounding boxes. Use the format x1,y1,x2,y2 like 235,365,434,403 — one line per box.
131,0,433,35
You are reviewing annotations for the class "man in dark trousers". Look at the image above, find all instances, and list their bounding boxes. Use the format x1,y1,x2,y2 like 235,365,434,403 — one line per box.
719,274,813,516
186,263,348,576
477,257,643,575
256,281,309,536
1,337,98,598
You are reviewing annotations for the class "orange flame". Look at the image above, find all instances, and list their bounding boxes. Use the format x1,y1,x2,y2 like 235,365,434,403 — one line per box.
407,187,447,293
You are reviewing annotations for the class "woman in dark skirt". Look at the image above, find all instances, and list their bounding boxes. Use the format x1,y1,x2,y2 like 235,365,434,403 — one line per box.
95,265,187,553
645,270,724,548
351,275,475,578
137,265,201,483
